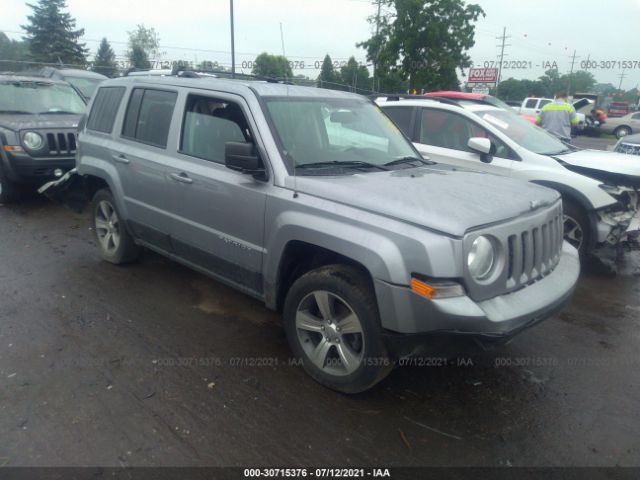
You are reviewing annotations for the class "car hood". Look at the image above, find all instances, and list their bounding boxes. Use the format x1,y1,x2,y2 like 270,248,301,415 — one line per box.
290,164,560,237
556,149,640,177
0,113,82,131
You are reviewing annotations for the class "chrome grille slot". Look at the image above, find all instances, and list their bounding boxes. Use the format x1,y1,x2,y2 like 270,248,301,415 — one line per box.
506,208,563,289
68,133,77,152
57,133,68,152
47,133,58,154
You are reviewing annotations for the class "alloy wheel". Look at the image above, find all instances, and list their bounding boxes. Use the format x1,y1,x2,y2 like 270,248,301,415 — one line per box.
95,200,121,255
295,290,365,376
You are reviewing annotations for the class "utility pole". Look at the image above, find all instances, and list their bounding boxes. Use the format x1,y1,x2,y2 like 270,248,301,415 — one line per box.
495,27,511,94
279,22,286,58
230,0,236,78
567,49,580,95
372,0,382,92
618,70,627,91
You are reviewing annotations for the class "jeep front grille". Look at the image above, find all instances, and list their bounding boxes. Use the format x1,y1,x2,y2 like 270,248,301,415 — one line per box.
46,132,77,155
506,211,563,289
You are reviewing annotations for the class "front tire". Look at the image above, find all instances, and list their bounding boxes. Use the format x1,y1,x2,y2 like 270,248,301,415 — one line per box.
563,198,591,256
614,126,631,139
283,265,393,394
91,189,140,264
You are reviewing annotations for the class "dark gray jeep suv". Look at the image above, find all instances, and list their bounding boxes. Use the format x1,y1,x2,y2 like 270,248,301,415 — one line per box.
41,73,580,392
0,75,86,203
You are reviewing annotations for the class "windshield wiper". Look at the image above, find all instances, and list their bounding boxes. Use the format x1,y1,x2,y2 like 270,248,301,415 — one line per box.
38,111,79,115
384,156,432,167
0,110,33,114
296,160,389,171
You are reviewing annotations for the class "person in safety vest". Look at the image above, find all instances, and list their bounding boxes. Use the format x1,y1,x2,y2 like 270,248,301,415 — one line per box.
535,91,578,140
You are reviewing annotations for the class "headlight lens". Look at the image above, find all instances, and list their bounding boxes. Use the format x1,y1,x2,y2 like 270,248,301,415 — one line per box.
23,131,44,150
468,236,495,280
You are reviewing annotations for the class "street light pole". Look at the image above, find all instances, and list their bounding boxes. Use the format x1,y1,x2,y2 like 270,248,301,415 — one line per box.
230,0,236,78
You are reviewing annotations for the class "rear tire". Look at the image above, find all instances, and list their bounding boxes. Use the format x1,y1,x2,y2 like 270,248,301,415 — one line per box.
562,198,591,256
283,265,393,394
91,189,140,264
0,165,19,204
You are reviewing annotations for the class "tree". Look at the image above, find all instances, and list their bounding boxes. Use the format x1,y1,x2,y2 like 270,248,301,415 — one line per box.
0,32,30,71
565,70,596,95
92,38,118,77
495,77,548,100
252,52,292,78
317,54,338,88
358,0,484,91
22,0,88,66
339,57,371,93
127,24,161,69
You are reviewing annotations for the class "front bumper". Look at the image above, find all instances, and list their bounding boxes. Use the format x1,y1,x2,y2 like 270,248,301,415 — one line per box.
374,242,580,356
596,190,640,245
1,149,75,183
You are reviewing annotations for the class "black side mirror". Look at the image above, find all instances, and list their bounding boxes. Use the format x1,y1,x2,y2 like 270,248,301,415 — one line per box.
225,142,266,179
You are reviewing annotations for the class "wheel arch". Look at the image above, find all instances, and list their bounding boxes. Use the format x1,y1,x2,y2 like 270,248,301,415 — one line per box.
271,240,376,313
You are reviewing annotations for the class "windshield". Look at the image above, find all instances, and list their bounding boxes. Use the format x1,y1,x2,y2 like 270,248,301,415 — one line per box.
263,97,420,172
66,76,103,99
473,108,570,155
0,80,86,114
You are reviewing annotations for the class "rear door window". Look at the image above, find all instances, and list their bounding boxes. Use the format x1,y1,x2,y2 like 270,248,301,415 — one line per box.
121,88,177,148
86,87,125,133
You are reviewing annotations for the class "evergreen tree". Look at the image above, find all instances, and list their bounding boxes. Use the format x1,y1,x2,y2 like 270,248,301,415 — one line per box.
317,54,337,88
339,57,370,94
92,38,118,77
22,0,88,66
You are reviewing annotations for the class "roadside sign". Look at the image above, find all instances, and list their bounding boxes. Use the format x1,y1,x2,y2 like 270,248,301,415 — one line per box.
472,86,490,95
468,68,498,84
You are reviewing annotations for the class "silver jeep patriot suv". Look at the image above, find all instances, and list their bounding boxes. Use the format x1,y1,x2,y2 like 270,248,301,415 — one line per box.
42,73,580,393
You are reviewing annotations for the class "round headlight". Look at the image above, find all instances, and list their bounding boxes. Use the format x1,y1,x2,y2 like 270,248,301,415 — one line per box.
468,236,495,280
23,131,44,150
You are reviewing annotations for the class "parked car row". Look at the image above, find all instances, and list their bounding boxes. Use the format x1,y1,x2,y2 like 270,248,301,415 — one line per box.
1,70,635,392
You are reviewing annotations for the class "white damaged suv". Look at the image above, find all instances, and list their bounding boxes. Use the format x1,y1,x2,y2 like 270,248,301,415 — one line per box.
377,96,640,255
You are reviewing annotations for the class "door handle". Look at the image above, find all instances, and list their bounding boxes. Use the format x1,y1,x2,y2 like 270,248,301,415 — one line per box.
169,172,193,184
112,153,130,164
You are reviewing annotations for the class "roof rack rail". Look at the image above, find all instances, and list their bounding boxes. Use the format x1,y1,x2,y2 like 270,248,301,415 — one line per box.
370,93,461,107
123,66,295,85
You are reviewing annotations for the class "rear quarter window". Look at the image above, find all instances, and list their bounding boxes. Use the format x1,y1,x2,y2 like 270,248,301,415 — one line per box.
86,87,126,133
382,106,414,137
121,88,177,148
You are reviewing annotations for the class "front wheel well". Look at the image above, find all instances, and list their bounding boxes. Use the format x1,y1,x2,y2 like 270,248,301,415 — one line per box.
275,241,374,312
83,175,110,199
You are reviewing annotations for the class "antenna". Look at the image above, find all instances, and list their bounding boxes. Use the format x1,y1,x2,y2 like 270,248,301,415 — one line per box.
280,22,286,58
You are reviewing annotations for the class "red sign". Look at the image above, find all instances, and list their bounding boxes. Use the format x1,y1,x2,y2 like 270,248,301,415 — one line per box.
468,68,498,83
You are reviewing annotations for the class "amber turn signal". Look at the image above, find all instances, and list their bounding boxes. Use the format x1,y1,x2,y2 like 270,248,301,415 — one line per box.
410,278,436,299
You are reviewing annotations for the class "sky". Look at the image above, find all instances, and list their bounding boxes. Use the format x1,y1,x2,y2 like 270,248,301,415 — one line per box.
2,0,639,90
